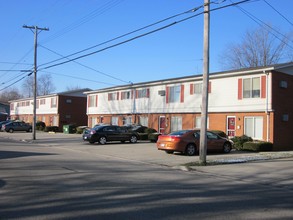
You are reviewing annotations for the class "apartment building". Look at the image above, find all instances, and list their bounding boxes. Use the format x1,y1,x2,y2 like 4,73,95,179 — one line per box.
9,89,90,131
85,63,293,151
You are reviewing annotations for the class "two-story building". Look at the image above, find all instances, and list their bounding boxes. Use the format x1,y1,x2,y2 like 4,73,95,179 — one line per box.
85,63,293,151
0,101,10,121
9,89,90,131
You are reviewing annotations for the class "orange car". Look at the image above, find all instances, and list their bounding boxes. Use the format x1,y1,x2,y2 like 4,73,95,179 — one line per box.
157,130,233,156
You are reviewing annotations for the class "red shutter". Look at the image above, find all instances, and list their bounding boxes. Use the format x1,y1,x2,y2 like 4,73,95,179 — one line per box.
208,81,211,93
136,90,139,99
96,95,98,107
88,96,90,107
261,75,266,98
117,92,119,100
180,85,184,103
108,93,110,101
238,79,243,100
190,84,194,95
166,86,169,103
131,90,134,99
147,88,150,98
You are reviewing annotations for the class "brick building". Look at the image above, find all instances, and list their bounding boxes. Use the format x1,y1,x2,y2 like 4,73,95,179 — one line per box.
85,63,293,151
9,89,90,131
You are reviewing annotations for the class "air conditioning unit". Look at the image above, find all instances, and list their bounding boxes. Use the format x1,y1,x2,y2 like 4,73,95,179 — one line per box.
279,81,288,88
158,90,166,96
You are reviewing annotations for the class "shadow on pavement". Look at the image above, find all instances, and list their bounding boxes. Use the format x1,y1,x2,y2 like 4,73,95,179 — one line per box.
0,150,57,160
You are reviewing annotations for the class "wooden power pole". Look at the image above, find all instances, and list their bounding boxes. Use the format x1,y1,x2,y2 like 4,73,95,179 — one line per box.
199,0,210,165
23,25,49,140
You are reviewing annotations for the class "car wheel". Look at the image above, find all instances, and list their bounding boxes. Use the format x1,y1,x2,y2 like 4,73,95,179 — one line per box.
223,142,232,153
130,135,138,143
99,136,107,145
165,150,174,154
185,144,196,156
27,128,32,132
9,128,14,133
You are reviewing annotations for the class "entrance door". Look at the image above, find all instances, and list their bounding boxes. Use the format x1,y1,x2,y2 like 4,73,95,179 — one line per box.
159,116,166,134
227,116,236,138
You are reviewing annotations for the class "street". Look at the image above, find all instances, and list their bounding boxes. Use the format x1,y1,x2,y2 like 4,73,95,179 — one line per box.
0,132,293,219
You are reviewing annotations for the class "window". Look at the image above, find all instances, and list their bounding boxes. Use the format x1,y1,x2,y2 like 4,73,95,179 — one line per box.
243,77,260,98
136,88,149,98
111,117,118,125
195,116,209,129
121,91,131,100
123,116,132,125
40,99,46,105
244,116,263,139
88,95,98,107
168,85,181,103
66,99,72,104
139,116,148,126
171,116,182,132
51,97,57,108
108,92,119,101
192,83,202,94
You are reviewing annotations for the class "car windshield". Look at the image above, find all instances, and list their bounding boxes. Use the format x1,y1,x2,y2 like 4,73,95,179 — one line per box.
169,130,192,136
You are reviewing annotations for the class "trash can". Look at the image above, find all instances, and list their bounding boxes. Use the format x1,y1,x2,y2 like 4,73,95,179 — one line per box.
63,124,76,134
63,125,70,134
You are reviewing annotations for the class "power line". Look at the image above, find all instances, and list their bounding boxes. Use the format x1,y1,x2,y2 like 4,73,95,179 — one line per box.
263,0,293,26
39,0,253,71
39,45,130,84
39,5,203,68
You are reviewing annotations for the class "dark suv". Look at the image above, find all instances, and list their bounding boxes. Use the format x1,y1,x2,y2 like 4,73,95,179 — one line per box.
1,121,32,133
83,125,139,144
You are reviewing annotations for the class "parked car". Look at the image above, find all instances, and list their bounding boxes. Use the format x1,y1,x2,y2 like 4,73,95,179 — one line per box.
0,120,12,131
83,125,139,144
1,121,32,133
157,130,233,156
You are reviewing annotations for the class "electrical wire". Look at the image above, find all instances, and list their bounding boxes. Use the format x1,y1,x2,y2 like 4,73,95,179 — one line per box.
263,0,293,26
39,0,253,71
38,5,204,68
39,45,130,84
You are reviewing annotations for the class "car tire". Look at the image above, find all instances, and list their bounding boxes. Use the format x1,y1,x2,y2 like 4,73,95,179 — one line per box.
99,136,107,145
27,128,32,132
130,135,138,143
185,144,196,156
223,142,232,153
9,128,14,133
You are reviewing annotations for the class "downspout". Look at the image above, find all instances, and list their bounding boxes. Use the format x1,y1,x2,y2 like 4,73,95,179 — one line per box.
264,70,270,142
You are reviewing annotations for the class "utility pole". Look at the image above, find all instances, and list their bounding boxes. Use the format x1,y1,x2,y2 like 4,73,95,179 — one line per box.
199,0,210,165
23,25,49,140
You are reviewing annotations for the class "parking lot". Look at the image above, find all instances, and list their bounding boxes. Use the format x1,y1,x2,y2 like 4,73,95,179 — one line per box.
1,130,293,169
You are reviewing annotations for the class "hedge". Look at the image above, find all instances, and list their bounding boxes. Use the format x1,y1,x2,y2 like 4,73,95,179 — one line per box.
231,135,253,150
44,126,59,132
243,141,273,152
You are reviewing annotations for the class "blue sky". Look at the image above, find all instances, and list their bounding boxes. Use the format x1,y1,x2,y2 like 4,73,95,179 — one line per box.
0,0,292,93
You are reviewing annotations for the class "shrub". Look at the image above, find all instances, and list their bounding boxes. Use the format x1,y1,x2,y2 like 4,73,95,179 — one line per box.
138,133,149,140
36,121,46,131
148,133,161,142
145,128,157,133
231,135,253,150
44,126,59,132
243,141,273,152
76,126,89,134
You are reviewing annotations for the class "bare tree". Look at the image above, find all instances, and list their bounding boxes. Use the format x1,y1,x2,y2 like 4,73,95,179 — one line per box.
22,73,56,97
220,25,292,69
38,74,56,96
0,87,23,102
66,85,81,91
